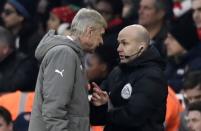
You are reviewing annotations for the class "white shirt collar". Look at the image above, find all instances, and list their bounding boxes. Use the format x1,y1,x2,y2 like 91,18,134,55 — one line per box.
66,35,74,41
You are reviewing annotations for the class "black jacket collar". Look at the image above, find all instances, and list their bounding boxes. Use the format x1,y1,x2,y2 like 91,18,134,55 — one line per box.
119,45,166,71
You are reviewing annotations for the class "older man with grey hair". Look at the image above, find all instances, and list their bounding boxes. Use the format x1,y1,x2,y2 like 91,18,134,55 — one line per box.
29,8,107,131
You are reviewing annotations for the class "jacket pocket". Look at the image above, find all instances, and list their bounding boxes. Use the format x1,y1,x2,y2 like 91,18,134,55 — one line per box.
68,115,89,131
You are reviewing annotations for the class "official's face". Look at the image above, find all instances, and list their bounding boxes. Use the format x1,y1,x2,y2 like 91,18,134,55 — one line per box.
117,30,141,63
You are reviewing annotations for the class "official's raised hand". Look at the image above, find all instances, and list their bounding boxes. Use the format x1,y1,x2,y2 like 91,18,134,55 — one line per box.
91,82,109,106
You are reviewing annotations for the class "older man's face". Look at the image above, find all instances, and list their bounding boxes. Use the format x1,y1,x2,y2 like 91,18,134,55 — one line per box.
83,26,105,53
192,0,201,28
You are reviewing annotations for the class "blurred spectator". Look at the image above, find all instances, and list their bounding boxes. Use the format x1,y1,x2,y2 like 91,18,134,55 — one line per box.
0,91,34,120
183,71,201,104
0,0,6,13
61,0,84,7
88,44,119,125
0,26,38,92
192,0,201,41
165,87,183,131
173,0,192,17
0,0,6,25
87,44,119,85
179,71,201,131
13,112,31,131
1,0,42,57
88,44,119,131
164,11,200,93
94,0,126,49
186,101,201,131
138,0,173,58
47,5,79,35
122,0,139,24
0,106,13,131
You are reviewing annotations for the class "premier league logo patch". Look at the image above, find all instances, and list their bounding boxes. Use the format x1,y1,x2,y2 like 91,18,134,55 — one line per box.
121,83,132,99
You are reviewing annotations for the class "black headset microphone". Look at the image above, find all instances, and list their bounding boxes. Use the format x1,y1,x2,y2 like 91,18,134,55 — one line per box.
124,47,143,59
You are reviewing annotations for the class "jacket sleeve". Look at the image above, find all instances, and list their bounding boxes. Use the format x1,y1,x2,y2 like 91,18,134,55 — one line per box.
90,76,110,125
108,73,168,127
41,46,77,131
90,102,108,125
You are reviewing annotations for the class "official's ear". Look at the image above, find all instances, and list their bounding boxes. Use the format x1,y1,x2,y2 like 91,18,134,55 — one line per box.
138,45,144,53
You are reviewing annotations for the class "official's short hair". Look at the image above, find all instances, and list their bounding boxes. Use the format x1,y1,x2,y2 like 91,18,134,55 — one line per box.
0,106,12,125
0,26,15,49
70,8,107,36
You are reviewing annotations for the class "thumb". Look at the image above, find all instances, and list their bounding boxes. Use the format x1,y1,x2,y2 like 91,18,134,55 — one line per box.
102,91,108,97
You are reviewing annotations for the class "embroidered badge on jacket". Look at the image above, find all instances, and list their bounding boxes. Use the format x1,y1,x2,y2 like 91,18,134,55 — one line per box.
121,83,132,99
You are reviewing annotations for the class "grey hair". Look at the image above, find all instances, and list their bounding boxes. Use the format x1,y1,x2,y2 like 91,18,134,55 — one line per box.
0,26,15,49
70,8,107,36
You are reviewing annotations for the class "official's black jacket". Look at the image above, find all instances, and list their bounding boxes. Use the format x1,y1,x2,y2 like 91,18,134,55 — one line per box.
91,45,168,131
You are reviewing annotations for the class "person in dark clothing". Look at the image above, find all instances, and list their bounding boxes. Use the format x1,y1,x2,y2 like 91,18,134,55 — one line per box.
138,0,173,58
192,0,201,41
13,112,31,131
0,26,38,92
94,0,127,49
122,0,140,25
87,44,119,85
87,44,119,125
164,11,200,93
0,0,6,25
91,25,168,131
1,0,42,57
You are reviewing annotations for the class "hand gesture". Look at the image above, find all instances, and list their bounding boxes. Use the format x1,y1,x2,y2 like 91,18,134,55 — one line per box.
91,82,109,106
